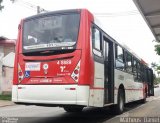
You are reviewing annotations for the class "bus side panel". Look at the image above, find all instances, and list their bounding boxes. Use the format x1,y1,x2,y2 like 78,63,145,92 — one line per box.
114,69,144,104
14,85,89,106
114,69,126,104
12,21,24,102
89,62,104,107
12,85,18,102
17,85,77,104
76,85,90,106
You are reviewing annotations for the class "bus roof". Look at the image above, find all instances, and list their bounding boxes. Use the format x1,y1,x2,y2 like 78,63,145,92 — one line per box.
23,9,82,21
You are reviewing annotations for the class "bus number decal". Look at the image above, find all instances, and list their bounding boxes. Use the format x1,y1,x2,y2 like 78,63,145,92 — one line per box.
57,60,71,65
60,66,66,72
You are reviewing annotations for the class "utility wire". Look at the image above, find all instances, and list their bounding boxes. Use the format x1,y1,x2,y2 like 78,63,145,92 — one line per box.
94,10,140,17
15,1,138,16
17,1,36,11
15,0,47,13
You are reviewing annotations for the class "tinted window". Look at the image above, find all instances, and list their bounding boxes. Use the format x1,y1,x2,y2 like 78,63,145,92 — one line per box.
92,26,102,57
23,13,80,53
115,45,125,70
126,53,132,73
92,27,101,51
133,58,137,75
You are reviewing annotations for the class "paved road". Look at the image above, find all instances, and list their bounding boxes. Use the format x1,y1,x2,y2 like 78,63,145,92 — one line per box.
0,88,160,123
105,97,160,123
0,105,116,123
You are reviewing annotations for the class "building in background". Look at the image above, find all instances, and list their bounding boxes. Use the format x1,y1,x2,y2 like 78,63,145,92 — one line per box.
0,36,16,94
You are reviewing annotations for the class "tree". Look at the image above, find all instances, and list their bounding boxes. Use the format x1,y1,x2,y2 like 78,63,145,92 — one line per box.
151,62,160,84
151,62,159,76
0,0,4,10
151,62,158,70
155,44,160,55
154,77,160,85
0,0,15,11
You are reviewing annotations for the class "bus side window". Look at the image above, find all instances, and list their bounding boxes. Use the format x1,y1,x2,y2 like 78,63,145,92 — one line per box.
144,67,148,82
126,53,132,73
137,62,141,81
133,58,137,75
92,26,102,57
115,45,125,70
140,64,144,82
133,59,141,82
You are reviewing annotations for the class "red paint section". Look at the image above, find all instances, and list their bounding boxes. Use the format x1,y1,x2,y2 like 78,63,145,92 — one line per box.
13,9,95,86
77,9,94,86
18,50,81,85
18,87,22,89
13,20,24,85
69,88,76,90
125,88,143,91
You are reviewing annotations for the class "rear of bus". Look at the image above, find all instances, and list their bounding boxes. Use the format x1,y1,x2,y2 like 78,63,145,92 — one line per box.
12,9,94,110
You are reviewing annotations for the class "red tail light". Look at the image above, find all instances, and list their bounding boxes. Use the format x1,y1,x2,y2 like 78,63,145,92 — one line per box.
74,70,79,75
18,71,23,76
71,61,80,82
18,64,24,83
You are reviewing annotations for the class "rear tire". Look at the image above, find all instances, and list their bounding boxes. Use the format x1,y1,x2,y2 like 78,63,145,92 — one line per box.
114,89,125,114
63,106,83,112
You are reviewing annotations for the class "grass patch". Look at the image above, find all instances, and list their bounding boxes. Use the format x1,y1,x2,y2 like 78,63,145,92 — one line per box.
0,94,11,101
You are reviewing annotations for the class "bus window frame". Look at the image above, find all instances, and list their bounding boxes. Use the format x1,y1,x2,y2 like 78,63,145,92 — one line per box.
115,44,125,71
91,23,103,58
22,12,81,54
124,51,133,74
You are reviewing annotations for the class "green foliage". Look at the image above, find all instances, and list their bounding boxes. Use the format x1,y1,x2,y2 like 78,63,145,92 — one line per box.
151,62,160,71
151,62,160,84
151,62,158,69
0,94,11,100
154,77,160,85
155,44,160,55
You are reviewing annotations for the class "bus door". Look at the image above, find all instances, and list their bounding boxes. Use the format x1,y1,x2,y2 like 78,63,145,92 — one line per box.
147,69,154,96
103,36,114,104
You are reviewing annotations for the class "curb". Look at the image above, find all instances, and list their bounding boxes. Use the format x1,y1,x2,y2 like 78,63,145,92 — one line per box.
0,104,15,107
0,100,15,107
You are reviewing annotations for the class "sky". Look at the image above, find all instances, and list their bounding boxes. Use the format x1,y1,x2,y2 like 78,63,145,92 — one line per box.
0,0,159,66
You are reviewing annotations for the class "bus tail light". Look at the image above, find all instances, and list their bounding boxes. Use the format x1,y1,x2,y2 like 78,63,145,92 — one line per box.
71,61,80,82
18,64,24,83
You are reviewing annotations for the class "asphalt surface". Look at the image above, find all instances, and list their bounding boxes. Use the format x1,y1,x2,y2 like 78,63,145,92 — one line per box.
0,88,160,123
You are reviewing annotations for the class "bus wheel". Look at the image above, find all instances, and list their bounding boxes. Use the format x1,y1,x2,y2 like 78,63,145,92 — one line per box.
63,106,83,112
115,89,125,114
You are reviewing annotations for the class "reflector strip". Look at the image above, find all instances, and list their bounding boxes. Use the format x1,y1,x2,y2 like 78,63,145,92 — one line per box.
65,88,76,90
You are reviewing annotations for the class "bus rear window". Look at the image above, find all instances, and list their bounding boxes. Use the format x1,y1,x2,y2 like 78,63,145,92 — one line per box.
23,13,80,53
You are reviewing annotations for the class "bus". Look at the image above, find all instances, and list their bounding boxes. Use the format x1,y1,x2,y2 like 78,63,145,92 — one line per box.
12,9,154,114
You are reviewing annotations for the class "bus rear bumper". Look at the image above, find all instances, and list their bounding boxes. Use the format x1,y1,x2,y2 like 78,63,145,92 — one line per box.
12,85,89,106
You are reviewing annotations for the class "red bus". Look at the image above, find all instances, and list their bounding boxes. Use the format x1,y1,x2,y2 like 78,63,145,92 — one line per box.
12,9,154,114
